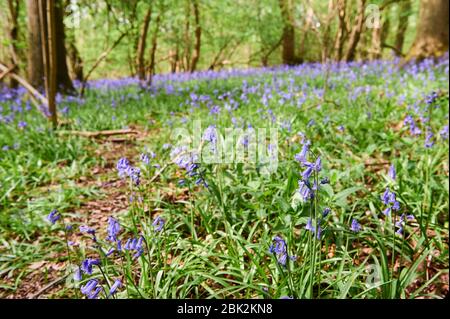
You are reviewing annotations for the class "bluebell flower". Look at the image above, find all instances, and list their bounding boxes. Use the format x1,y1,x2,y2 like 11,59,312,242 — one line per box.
81,258,100,275
124,236,144,259
322,208,331,218
316,225,323,240
152,216,165,232
140,153,150,165
73,268,82,281
350,219,361,233
440,125,448,139
108,279,122,297
106,217,120,242
302,166,313,180
47,209,61,224
81,279,103,299
305,218,314,231
18,121,27,129
268,236,296,267
388,164,396,181
117,157,130,177
298,180,313,201
425,129,434,148
79,225,96,236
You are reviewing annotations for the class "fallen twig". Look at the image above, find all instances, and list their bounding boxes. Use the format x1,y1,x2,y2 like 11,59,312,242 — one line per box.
57,129,139,138
29,274,69,299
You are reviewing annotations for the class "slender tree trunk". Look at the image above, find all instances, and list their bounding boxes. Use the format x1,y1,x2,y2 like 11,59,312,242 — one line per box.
4,0,20,88
371,16,390,60
394,0,411,56
26,0,44,89
147,12,162,86
189,0,201,72
65,0,83,82
344,0,366,62
298,6,314,63
46,0,57,128
334,0,347,61
54,1,74,93
279,0,296,65
37,0,57,127
136,6,152,81
406,0,448,61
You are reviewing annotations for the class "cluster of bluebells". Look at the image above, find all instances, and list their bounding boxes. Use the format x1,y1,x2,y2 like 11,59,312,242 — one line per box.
123,236,145,259
202,125,218,152
117,157,141,186
295,137,328,202
380,187,400,216
80,279,103,299
45,207,167,298
170,146,208,187
268,236,296,267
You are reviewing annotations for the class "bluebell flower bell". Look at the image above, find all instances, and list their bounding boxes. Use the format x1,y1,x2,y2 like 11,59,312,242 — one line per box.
106,217,120,242
109,279,122,297
81,258,100,275
47,209,61,224
388,164,396,181
268,236,296,267
81,279,103,299
152,216,165,232
350,219,361,233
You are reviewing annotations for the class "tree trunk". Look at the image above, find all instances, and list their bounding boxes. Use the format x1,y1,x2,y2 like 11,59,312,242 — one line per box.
344,0,366,62
37,0,57,127
147,12,162,86
279,0,296,65
371,16,389,60
54,1,74,93
136,6,152,81
26,0,45,89
189,0,201,72
334,0,347,61
394,0,411,56
67,41,84,82
405,0,448,61
65,0,83,82
4,0,20,88
26,0,74,93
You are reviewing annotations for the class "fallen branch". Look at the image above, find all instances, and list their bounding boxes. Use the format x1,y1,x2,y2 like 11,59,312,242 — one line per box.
57,129,139,138
29,274,69,299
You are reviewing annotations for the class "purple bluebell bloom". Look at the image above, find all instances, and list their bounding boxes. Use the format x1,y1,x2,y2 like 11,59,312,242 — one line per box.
106,216,121,242
47,209,61,224
388,164,396,181
109,279,122,296
81,279,103,299
350,219,361,233
152,216,165,232
268,235,296,267
81,258,100,275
